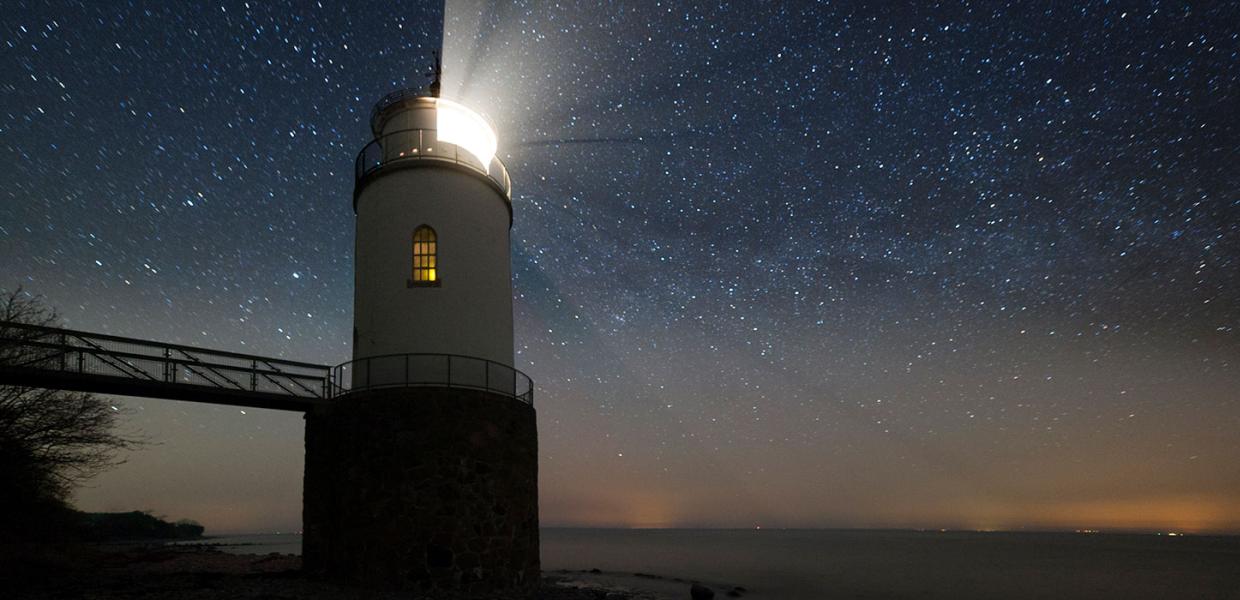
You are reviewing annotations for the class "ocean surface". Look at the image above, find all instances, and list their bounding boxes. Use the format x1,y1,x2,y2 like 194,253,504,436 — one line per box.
177,529,1240,599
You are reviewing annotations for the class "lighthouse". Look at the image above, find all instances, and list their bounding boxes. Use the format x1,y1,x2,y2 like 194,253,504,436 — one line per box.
302,64,539,597
351,88,514,372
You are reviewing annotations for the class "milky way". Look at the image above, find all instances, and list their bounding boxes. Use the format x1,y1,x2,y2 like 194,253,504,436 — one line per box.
1,2,1237,533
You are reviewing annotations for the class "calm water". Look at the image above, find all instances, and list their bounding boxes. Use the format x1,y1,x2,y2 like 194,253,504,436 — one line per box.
182,529,1240,599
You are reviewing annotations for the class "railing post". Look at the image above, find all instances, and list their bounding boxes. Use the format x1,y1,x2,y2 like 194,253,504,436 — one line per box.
163,347,172,382
250,359,258,391
57,333,68,371
77,350,84,373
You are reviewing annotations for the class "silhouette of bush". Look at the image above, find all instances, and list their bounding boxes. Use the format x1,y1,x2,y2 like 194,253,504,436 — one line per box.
0,288,144,542
76,511,204,541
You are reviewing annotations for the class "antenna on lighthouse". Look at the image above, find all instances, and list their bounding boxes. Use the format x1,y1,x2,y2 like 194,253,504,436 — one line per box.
427,51,442,97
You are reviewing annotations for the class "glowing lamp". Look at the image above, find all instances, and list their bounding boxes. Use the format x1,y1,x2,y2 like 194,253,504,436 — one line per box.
435,98,497,170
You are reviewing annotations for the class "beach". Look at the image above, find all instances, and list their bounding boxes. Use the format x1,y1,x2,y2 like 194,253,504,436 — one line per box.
0,542,661,600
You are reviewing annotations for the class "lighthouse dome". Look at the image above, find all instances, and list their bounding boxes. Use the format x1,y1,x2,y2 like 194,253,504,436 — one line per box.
357,91,509,204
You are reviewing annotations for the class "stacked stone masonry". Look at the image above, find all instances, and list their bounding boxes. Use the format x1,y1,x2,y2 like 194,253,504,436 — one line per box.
303,387,539,599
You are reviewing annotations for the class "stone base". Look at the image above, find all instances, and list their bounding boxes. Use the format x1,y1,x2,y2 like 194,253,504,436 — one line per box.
303,387,539,598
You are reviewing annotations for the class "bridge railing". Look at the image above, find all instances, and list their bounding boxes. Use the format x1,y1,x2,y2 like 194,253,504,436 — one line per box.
331,353,533,405
0,321,331,400
0,322,534,406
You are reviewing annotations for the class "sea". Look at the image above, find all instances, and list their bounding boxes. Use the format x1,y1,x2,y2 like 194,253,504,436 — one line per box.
172,528,1240,599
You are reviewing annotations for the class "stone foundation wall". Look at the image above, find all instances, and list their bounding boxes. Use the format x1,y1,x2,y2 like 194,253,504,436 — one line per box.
303,387,539,598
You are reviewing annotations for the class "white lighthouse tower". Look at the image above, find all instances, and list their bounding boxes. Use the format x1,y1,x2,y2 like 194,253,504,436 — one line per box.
352,73,514,372
304,63,539,596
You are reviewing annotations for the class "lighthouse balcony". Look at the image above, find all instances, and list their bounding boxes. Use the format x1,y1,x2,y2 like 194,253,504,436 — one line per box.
354,128,512,200
330,352,532,405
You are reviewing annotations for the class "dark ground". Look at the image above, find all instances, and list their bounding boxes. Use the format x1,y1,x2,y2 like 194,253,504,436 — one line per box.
0,543,650,600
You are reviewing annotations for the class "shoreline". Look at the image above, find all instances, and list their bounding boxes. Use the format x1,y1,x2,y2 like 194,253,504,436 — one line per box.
0,542,736,600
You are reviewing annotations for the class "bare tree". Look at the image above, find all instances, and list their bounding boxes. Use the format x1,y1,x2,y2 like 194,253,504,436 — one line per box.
0,288,143,524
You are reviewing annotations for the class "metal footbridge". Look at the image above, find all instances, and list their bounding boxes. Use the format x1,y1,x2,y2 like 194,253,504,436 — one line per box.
0,321,331,411
0,321,534,411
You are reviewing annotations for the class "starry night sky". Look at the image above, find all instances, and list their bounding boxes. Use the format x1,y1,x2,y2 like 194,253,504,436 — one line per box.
2,1,1238,534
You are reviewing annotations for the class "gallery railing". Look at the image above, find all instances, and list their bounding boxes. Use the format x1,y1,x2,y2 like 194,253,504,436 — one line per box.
354,127,512,199
0,321,331,401
331,353,533,405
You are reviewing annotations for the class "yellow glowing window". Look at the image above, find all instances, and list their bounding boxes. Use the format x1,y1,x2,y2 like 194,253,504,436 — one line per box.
411,226,438,284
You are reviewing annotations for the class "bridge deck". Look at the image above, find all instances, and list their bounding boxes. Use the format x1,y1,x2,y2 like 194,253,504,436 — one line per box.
0,321,331,412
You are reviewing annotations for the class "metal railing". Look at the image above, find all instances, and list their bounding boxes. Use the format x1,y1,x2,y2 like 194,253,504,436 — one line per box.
0,321,331,404
354,127,512,199
331,353,533,405
0,321,534,408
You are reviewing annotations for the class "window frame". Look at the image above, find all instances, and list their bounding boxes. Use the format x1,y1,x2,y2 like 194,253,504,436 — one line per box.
408,225,440,288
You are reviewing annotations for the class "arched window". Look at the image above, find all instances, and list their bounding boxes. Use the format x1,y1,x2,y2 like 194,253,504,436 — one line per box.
411,225,438,285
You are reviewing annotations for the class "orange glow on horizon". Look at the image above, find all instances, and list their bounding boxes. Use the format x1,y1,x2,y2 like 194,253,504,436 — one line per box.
539,487,1240,534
